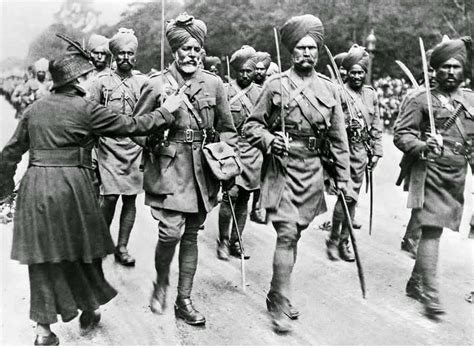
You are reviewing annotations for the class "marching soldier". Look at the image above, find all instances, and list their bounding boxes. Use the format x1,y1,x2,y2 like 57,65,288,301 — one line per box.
132,13,238,326
252,51,272,86
217,45,262,260
394,36,474,319
326,44,383,262
244,14,349,333
89,28,148,266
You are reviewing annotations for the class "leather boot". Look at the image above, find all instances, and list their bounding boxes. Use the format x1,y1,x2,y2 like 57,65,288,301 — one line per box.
406,276,424,302
174,297,206,325
34,332,59,346
326,239,340,261
266,291,299,320
423,296,446,320
79,310,101,329
216,239,230,261
114,246,136,266
150,281,168,315
229,240,250,259
266,292,292,334
338,241,355,262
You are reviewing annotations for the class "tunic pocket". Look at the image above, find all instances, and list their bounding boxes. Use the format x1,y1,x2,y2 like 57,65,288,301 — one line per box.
196,97,216,126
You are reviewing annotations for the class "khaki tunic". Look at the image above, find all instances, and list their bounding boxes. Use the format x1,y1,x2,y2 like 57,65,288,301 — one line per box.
132,62,238,213
342,84,383,201
89,70,148,195
394,88,474,231
226,81,263,191
244,68,350,226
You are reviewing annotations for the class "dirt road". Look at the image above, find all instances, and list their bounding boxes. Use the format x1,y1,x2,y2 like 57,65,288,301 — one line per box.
1,97,473,345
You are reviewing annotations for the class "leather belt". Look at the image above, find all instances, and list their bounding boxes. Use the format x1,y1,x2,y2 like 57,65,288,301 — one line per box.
288,133,321,151
167,129,207,143
29,147,92,168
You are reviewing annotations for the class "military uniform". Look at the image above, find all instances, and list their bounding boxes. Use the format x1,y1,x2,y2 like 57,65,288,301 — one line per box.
89,70,147,195
217,80,262,258
244,67,349,327
328,83,383,252
133,61,238,321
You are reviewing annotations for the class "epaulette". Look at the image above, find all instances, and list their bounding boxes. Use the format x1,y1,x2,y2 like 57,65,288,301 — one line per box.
461,87,473,92
201,69,218,78
96,70,113,79
316,72,333,83
363,84,375,91
266,71,288,84
148,70,166,80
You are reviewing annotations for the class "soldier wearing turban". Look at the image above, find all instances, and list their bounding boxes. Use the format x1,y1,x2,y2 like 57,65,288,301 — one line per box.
217,45,262,261
334,52,348,82
326,43,383,263
203,56,221,75
88,27,148,268
88,34,111,73
132,12,238,326
250,51,272,86
244,14,349,333
394,36,474,320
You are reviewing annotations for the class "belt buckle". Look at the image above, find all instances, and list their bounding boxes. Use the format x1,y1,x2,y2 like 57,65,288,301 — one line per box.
452,142,463,155
185,129,194,143
308,136,316,151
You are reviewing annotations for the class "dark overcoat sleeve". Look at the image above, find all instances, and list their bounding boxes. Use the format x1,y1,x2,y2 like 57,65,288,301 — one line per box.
369,89,383,157
130,79,160,147
393,94,426,156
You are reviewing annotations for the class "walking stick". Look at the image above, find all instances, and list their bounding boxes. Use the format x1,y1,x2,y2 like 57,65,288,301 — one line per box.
273,27,289,154
338,190,367,298
369,171,373,236
225,189,246,292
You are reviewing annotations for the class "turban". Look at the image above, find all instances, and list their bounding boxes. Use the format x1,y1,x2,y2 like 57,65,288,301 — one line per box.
204,56,221,70
250,51,272,70
230,45,256,71
280,14,324,52
334,52,347,68
266,62,279,76
166,13,207,52
88,34,111,54
109,28,138,56
426,49,433,65
34,58,49,72
342,44,370,72
430,36,471,70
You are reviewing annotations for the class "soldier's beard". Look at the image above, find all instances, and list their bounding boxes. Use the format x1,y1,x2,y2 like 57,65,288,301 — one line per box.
176,52,200,75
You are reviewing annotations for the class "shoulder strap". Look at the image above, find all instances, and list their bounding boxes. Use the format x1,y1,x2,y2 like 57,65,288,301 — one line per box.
229,83,254,113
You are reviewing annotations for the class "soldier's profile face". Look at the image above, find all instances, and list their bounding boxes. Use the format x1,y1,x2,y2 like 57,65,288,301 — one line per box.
255,62,267,83
348,64,366,89
115,43,137,72
237,62,255,88
91,48,109,69
175,38,202,75
436,57,463,92
292,36,318,71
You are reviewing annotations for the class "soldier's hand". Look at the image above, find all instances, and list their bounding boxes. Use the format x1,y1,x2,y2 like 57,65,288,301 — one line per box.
161,93,183,114
367,156,379,171
337,181,348,195
271,133,288,156
425,134,443,155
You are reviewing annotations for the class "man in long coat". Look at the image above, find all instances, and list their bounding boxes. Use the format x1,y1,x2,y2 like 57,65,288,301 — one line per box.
217,45,262,260
244,14,349,333
326,44,383,262
394,36,474,319
132,13,238,326
89,28,148,266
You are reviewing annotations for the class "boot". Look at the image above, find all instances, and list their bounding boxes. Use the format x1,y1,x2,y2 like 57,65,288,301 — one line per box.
79,310,101,329
266,291,299,320
338,242,355,262
114,246,136,266
266,292,292,334
406,276,425,302
352,220,362,229
229,240,250,259
326,239,340,261
174,297,206,325
423,296,446,320
216,239,230,261
150,281,168,315
34,333,59,346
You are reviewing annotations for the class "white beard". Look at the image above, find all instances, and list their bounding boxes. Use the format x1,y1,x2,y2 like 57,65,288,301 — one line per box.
175,52,199,74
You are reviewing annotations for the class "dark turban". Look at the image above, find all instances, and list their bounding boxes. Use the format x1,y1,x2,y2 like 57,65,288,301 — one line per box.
280,14,324,52
230,45,256,71
342,44,370,72
249,51,272,70
109,28,138,56
166,13,207,52
430,36,471,70
204,56,221,70
334,52,347,68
